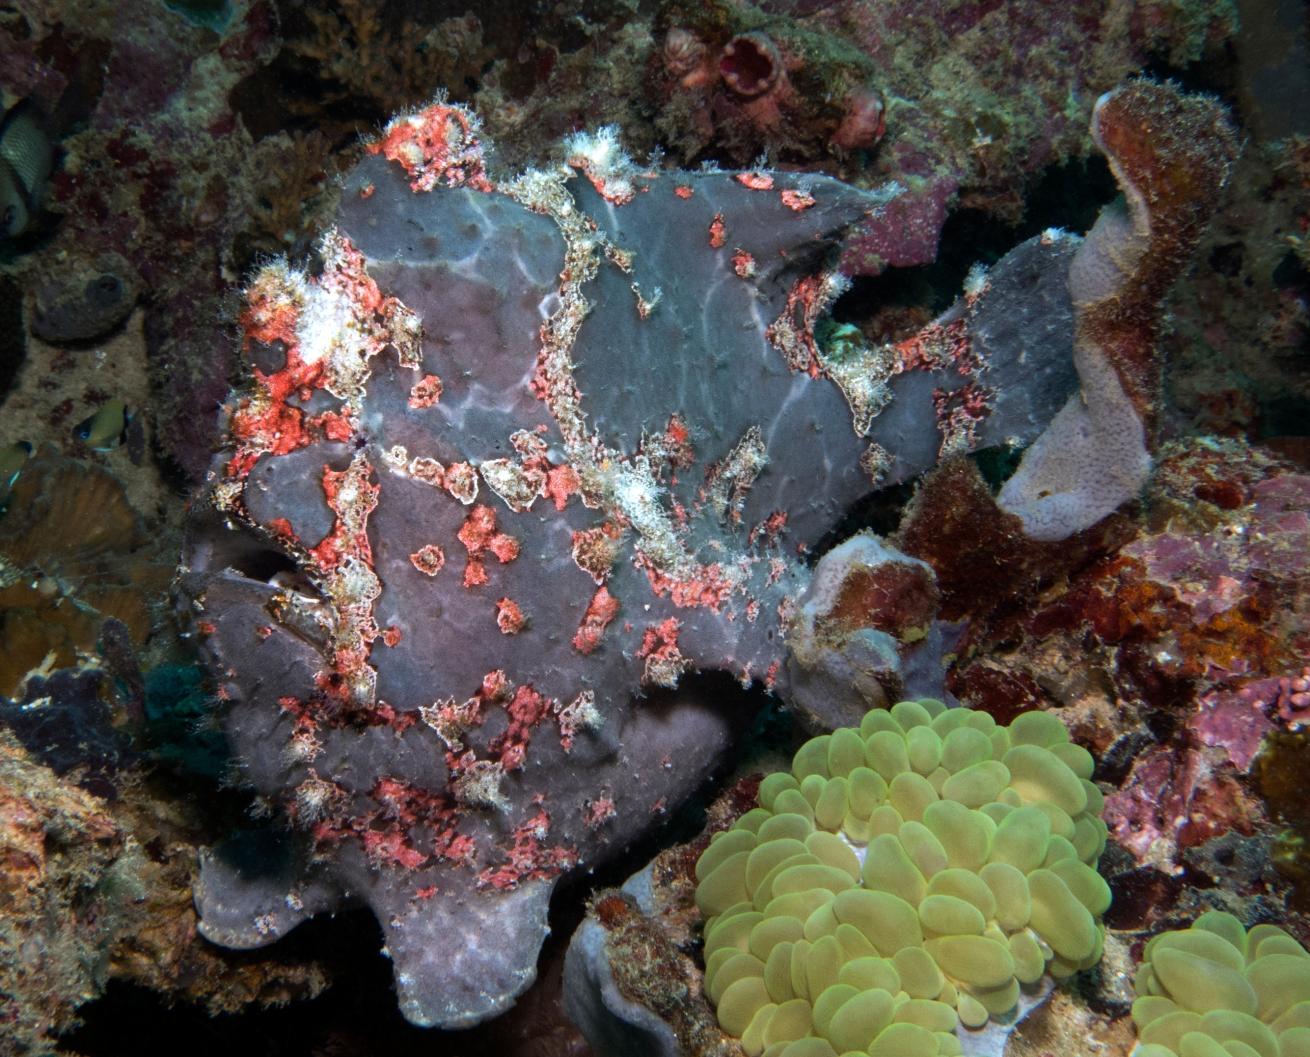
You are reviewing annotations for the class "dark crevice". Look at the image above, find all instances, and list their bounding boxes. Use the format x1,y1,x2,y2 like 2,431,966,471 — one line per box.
808,479,918,562
223,541,302,584
833,153,1116,335
0,276,26,401
62,910,437,1057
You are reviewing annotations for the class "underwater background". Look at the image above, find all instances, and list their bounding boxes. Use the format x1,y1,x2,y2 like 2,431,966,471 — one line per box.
0,1,1308,1055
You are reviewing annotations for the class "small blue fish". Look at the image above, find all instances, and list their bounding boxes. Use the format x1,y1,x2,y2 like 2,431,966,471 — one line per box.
0,100,53,239
73,400,132,451
0,440,32,504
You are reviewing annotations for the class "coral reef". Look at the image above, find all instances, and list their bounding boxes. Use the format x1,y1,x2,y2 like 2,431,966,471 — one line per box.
27,252,139,344
0,0,1304,1051
1256,732,1310,912
0,725,136,1054
278,5,492,122
1165,133,1310,441
647,2,885,166
563,720,1310,1057
0,0,332,481
645,0,1237,279
933,439,1310,893
0,662,338,1054
0,668,131,799
567,887,732,1057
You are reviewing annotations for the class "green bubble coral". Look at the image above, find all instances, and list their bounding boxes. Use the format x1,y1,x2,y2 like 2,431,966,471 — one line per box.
694,699,1110,1057
1132,910,1310,1057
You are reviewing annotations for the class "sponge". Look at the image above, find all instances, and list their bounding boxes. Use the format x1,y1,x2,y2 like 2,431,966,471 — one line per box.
695,699,1110,1057
1132,910,1310,1057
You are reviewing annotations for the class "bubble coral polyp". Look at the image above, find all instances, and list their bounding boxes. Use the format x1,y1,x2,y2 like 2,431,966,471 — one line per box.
694,700,1109,1056
1132,911,1310,1057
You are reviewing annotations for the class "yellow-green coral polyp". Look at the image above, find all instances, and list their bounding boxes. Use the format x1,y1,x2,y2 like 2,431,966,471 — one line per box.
695,699,1110,1056
1132,911,1310,1057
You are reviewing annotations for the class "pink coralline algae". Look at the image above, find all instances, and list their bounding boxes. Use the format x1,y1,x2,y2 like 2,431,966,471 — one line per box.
1103,740,1260,872
180,83,1228,1029
944,443,1309,883
1239,669,1310,729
